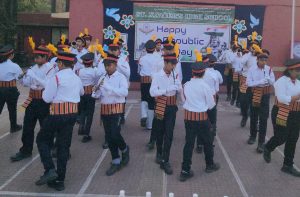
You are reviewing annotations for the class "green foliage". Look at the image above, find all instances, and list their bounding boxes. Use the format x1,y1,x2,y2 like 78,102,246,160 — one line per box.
0,0,17,44
18,0,51,13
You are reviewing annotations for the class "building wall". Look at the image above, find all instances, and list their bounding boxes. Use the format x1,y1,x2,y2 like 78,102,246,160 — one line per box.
69,0,300,68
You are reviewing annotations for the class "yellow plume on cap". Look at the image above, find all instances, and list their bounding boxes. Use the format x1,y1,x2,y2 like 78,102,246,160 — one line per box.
84,28,89,35
96,44,107,58
234,35,238,46
28,36,35,50
95,39,99,45
206,47,212,55
241,40,247,49
63,47,71,53
194,49,202,62
113,31,121,45
168,33,175,44
88,44,96,53
252,44,263,54
79,32,84,37
46,44,58,56
174,43,180,57
61,34,66,45
151,35,156,41
252,31,257,41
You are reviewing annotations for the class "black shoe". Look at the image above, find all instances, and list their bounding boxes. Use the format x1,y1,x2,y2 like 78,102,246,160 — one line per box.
160,162,173,175
179,170,194,182
146,141,155,151
230,100,234,106
263,146,271,163
10,124,22,133
47,179,65,191
140,118,147,127
120,116,125,125
82,136,92,143
35,169,58,186
121,146,130,166
247,136,256,145
196,145,203,154
106,163,122,176
240,118,247,127
281,165,300,177
256,143,264,153
155,154,162,164
102,142,108,149
205,163,220,173
10,151,32,162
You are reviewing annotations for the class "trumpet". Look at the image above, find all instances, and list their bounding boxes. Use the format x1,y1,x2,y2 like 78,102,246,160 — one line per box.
92,74,106,93
18,66,33,80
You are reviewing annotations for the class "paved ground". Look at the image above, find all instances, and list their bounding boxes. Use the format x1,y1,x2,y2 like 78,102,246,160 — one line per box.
0,86,300,197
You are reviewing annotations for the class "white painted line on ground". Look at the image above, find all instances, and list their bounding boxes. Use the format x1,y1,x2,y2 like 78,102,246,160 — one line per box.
0,132,9,140
0,191,143,197
216,135,249,197
162,172,167,197
0,154,40,190
77,104,133,196
265,136,300,171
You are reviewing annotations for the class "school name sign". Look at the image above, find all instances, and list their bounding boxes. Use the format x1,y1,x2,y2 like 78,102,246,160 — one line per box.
134,6,235,24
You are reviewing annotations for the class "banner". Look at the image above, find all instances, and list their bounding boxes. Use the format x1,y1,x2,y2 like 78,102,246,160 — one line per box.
135,22,231,62
134,6,235,24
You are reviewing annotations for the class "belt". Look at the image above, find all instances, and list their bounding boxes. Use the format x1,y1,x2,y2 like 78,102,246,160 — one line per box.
184,110,208,121
50,102,78,115
252,86,272,107
154,95,177,120
101,103,125,115
140,76,152,84
0,80,16,88
232,72,239,82
22,89,44,109
274,97,300,127
83,85,93,95
239,76,247,93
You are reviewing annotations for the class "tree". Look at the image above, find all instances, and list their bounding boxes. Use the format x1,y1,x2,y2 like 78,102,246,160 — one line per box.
0,0,17,45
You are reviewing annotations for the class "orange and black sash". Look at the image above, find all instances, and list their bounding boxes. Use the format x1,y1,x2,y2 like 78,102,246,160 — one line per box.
50,102,78,115
83,85,93,95
100,103,125,115
239,76,247,93
252,86,272,107
274,98,300,127
232,72,239,82
184,110,208,121
154,95,177,120
140,76,152,84
0,80,17,88
22,89,44,109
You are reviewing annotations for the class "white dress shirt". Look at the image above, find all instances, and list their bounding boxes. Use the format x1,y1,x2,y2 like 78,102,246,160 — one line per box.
42,68,84,103
203,68,218,95
213,69,223,92
218,49,234,64
138,53,162,77
246,65,275,87
150,69,182,97
93,71,128,104
182,78,215,112
77,67,101,86
241,53,257,77
117,55,131,81
22,62,57,90
232,53,243,73
73,48,88,72
0,59,23,81
157,59,183,82
274,76,300,105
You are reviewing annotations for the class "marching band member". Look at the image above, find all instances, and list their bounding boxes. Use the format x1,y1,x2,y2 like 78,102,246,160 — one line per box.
35,50,83,191
263,59,300,177
77,52,100,143
92,53,130,176
72,33,88,72
83,28,93,50
11,45,56,162
150,53,182,175
0,45,23,133
246,50,274,152
154,38,163,58
179,52,220,182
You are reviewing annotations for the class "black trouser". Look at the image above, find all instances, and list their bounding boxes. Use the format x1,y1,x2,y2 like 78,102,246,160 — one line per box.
20,99,49,154
102,113,127,160
182,120,214,172
79,95,95,136
265,106,300,166
240,88,252,120
37,113,76,181
0,87,20,127
226,69,233,98
155,105,177,162
141,83,155,110
250,94,270,144
231,81,240,104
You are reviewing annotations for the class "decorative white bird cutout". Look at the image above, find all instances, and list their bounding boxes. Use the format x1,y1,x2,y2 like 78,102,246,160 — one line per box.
250,13,260,29
106,8,121,22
